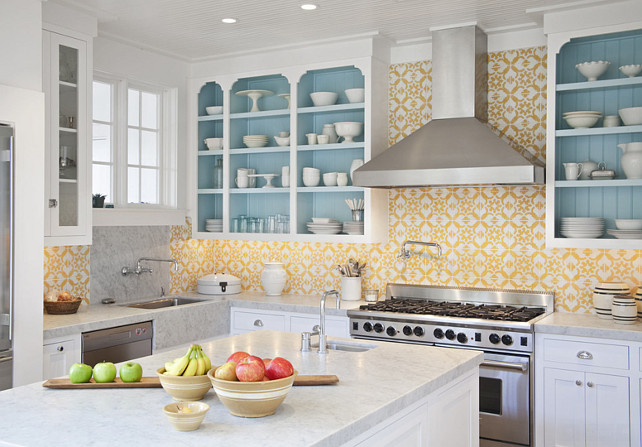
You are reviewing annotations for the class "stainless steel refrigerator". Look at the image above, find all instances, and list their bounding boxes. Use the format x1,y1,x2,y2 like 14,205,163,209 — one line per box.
0,124,13,391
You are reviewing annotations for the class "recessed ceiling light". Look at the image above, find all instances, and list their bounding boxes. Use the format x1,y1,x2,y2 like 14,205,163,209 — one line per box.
221,18,237,24
300,4,318,10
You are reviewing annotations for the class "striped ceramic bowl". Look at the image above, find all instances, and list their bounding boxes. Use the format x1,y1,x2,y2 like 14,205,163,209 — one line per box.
634,287,642,318
612,295,637,325
593,282,631,319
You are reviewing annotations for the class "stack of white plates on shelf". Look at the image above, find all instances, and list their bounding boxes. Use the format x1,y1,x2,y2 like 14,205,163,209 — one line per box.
243,135,269,148
306,220,342,235
607,229,642,239
343,221,364,235
205,219,223,232
562,111,602,129
560,217,604,238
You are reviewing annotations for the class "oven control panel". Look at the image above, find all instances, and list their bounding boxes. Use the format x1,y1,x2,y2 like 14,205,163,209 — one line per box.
350,318,534,353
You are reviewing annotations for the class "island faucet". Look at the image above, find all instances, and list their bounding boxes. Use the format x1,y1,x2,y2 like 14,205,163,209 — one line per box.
121,257,178,276
317,289,339,354
397,240,442,260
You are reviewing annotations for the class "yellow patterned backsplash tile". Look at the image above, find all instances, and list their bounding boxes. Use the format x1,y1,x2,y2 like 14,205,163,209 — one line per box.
43,245,90,301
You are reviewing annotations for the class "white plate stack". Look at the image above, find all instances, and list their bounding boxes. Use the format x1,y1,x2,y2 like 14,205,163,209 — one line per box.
306,220,342,234
343,221,364,235
607,229,642,239
243,135,269,148
205,219,223,232
560,217,604,238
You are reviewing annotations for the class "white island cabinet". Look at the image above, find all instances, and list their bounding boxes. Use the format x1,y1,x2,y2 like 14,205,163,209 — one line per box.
0,331,481,446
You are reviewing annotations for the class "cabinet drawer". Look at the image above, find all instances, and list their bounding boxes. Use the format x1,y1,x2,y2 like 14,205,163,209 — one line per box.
543,338,629,370
232,311,286,332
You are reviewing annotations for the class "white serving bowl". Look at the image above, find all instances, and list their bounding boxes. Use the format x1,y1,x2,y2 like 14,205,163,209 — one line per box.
615,219,642,230
204,137,223,150
563,114,601,129
323,172,338,186
575,61,610,81
345,88,365,103
310,91,338,107
334,121,363,143
619,64,642,78
618,107,642,125
302,167,320,175
274,136,290,146
302,176,320,187
206,106,223,115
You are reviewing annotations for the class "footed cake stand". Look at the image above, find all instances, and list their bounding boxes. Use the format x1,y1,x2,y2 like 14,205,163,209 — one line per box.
236,89,274,112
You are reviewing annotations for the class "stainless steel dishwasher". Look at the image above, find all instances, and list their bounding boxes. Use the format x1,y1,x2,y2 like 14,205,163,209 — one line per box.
82,321,153,366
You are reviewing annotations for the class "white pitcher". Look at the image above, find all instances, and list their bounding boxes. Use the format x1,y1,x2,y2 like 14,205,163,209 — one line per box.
322,124,339,144
260,262,287,296
617,142,642,179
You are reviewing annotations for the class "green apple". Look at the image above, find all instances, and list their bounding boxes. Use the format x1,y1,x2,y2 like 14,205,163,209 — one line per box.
119,362,143,383
69,363,93,384
93,362,117,383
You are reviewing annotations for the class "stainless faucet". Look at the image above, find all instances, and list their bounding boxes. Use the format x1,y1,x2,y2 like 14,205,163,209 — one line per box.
121,257,178,276
398,240,442,260
300,290,340,354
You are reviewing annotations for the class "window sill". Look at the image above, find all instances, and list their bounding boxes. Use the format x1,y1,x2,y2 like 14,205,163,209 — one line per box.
92,208,187,227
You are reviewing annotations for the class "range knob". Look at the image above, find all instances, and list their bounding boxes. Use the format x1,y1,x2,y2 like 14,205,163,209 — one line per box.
402,325,413,336
413,326,425,337
489,333,500,344
386,326,397,336
373,323,384,333
457,333,468,344
445,329,456,340
502,334,513,346
363,322,373,332
433,328,444,339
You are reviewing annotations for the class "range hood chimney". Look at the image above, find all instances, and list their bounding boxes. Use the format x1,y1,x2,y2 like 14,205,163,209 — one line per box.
353,25,545,188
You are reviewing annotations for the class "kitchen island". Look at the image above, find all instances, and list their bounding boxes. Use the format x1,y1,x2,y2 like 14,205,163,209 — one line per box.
0,331,481,446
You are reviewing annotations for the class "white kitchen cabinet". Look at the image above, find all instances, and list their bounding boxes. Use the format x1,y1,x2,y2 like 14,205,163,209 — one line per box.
42,27,93,246
535,333,639,446
229,307,349,338
43,334,81,380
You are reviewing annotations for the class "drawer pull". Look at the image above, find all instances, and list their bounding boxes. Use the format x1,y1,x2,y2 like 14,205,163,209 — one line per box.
587,382,594,388
253,319,264,327
576,380,582,386
577,351,593,360
57,346,64,352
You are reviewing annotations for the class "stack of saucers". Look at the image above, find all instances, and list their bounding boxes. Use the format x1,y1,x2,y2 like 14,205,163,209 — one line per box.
560,217,604,238
606,229,642,239
562,111,602,129
306,220,342,235
343,221,364,235
243,135,269,148
205,219,223,232
592,282,630,319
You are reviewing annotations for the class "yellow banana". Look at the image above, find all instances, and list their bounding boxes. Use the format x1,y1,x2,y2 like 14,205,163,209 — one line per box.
183,350,198,376
166,346,193,376
195,349,205,376
201,347,211,372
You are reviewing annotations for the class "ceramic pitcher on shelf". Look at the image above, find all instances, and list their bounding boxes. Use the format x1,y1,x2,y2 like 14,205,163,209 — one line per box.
617,142,642,179
322,124,339,144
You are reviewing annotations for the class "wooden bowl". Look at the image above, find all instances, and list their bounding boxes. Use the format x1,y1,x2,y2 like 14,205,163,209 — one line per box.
207,368,297,417
156,368,212,401
43,299,82,315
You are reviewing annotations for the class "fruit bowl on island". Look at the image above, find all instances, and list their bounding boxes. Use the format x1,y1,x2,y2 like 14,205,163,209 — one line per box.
157,367,212,401
207,367,298,417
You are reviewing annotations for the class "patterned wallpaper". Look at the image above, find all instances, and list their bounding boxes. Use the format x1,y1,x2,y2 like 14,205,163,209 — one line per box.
44,46,642,313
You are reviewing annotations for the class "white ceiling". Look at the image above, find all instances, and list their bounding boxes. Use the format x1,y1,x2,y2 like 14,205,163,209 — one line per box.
52,0,615,61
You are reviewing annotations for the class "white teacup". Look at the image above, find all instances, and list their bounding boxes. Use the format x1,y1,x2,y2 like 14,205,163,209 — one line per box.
317,134,330,144
306,133,318,145
603,115,620,127
235,176,249,188
279,131,290,138
563,162,583,180
204,137,223,150
323,172,338,186
337,172,349,186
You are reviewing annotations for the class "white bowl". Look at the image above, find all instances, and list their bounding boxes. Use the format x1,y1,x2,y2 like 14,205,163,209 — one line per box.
302,167,320,175
615,219,642,230
310,91,338,107
334,121,363,143
323,172,338,186
302,176,320,187
204,137,223,150
618,107,642,125
345,88,365,103
206,106,223,115
563,114,601,129
274,136,290,146
619,64,642,78
576,61,610,81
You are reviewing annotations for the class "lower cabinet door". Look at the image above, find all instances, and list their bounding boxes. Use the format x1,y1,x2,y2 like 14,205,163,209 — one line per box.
585,373,630,447
43,338,79,380
543,368,586,447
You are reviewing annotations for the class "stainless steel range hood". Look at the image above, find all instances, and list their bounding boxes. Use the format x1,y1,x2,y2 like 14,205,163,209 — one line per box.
353,25,545,188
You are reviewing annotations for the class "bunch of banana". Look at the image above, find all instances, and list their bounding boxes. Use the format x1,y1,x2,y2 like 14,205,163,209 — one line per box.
163,344,211,376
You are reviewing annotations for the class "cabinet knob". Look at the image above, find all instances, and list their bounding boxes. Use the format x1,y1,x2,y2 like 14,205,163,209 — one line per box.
576,380,582,386
57,346,64,352
49,199,58,208
577,351,593,360
587,382,594,388
253,319,263,327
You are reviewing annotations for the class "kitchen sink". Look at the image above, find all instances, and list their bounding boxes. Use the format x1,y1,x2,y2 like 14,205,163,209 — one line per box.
124,297,205,309
325,341,377,352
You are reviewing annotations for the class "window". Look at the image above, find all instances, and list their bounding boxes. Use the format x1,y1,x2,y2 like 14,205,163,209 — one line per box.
92,74,177,209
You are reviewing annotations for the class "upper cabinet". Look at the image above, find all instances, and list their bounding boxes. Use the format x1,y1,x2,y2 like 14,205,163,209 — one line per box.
190,49,389,242
546,27,642,249
42,29,93,246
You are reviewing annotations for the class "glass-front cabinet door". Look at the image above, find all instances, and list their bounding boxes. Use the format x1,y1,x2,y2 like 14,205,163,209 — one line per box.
43,31,90,243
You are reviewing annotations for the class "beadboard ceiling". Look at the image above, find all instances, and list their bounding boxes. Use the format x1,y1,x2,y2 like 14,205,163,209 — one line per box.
52,0,614,61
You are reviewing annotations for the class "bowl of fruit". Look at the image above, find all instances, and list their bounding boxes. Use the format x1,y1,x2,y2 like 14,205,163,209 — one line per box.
207,351,297,418
43,290,88,315
157,344,213,401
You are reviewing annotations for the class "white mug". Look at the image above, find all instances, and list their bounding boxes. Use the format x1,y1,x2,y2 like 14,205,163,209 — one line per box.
237,168,249,177
317,134,330,144
563,162,583,180
235,176,249,188
281,166,290,187
337,172,349,186
306,133,318,145
603,115,620,127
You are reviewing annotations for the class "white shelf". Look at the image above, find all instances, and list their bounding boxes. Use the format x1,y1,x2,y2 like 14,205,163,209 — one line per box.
229,188,289,194
197,149,223,157
230,109,290,119
297,186,363,193
298,103,365,114
555,124,642,137
298,142,363,151
556,76,642,91
59,127,77,134
59,80,77,88
197,189,223,194
197,114,223,121
59,178,77,184
555,179,642,187
230,146,290,155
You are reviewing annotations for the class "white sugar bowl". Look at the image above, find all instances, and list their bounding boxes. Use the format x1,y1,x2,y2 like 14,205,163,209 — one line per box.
612,295,637,325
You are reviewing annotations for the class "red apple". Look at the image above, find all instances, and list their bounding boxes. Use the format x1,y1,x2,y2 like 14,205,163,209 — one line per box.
235,355,265,382
227,351,250,363
262,358,272,368
265,357,294,380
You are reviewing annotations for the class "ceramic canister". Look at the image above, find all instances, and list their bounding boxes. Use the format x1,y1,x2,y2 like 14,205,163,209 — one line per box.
593,292,615,319
635,287,642,318
260,262,287,296
611,295,638,325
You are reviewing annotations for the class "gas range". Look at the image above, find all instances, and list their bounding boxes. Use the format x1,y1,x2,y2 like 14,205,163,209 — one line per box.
348,283,554,353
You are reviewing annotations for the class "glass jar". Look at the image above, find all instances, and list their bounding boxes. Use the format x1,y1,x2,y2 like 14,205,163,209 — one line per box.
213,158,223,189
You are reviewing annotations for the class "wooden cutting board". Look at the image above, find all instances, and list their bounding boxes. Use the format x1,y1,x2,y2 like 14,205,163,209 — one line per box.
42,374,339,389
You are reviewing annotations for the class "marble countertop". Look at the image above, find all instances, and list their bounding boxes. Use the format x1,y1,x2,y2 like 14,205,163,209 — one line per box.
0,331,482,447
536,312,642,342
44,291,363,339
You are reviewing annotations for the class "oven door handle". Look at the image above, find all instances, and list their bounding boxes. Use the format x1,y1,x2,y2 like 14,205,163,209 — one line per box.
481,360,528,372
